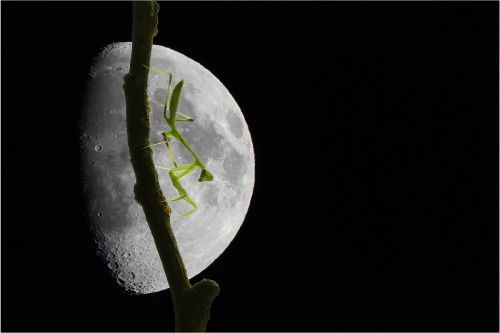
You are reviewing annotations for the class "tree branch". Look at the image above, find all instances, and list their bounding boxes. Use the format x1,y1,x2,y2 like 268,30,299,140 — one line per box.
122,2,219,331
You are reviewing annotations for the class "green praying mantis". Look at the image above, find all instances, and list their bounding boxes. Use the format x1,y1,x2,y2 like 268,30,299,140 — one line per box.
145,65,214,217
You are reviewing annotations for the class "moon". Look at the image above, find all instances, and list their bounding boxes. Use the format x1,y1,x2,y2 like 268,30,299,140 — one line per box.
80,42,255,294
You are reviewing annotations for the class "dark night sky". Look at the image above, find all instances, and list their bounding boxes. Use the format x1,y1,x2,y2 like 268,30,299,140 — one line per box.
2,2,499,332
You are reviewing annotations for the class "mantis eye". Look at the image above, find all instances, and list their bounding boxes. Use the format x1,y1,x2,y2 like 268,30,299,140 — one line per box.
198,169,214,182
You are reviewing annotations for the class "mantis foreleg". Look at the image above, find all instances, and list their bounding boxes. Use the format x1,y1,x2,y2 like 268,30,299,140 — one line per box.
168,163,198,216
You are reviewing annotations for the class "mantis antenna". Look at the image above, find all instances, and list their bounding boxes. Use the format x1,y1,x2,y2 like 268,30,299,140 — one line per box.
144,65,214,217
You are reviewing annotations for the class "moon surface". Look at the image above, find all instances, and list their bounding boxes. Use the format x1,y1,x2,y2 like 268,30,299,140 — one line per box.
80,42,255,294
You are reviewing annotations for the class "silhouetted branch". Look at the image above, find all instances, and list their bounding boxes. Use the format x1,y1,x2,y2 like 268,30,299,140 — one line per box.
122,2,219,331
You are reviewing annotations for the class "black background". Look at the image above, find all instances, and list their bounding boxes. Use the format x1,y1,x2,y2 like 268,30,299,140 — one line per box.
2,2,499,332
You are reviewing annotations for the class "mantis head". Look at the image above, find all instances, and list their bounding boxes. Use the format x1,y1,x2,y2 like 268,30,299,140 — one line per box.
199,169,214,182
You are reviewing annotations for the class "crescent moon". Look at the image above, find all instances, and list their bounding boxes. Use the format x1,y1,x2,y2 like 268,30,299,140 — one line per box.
81,42,255,294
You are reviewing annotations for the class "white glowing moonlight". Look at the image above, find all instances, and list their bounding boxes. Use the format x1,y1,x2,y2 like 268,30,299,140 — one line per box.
80,42,255,294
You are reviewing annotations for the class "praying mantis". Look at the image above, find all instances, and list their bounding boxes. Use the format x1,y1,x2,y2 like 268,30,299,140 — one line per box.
145,65,214,217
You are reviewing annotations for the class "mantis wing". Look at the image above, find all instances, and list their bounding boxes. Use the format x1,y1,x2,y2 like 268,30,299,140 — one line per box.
168,80,184,125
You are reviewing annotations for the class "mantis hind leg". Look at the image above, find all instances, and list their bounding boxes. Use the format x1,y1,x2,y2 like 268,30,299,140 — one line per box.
162,136,178,168
143,64,173,78
143,64,174,120
151,101,194,122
